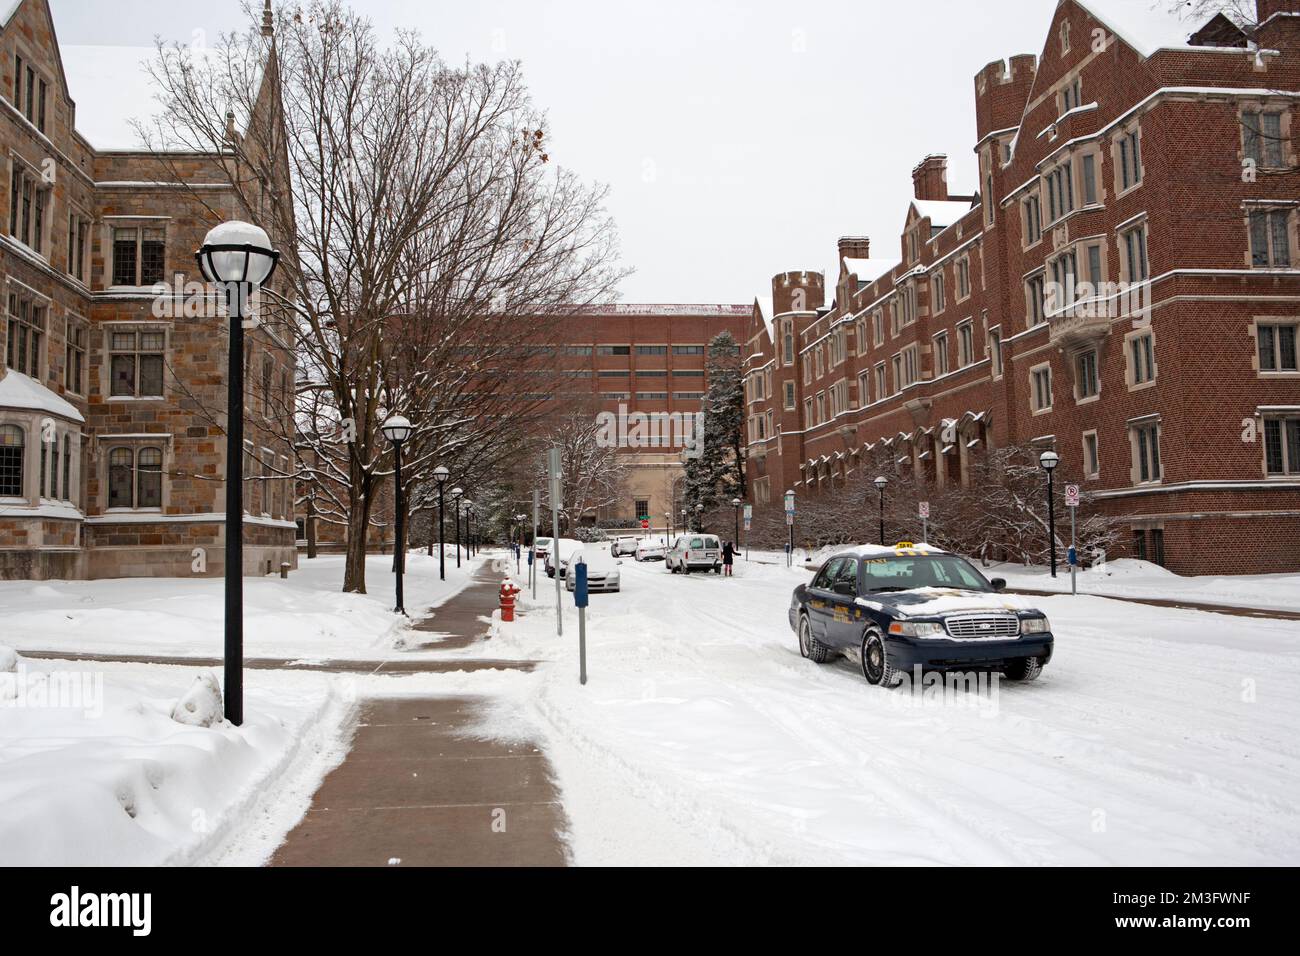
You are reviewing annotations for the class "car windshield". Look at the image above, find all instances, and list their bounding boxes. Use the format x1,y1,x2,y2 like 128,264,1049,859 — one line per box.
860,555,993,592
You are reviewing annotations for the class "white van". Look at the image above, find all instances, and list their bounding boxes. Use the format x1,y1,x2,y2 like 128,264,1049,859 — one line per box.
665,534,722,574
611,535,640,557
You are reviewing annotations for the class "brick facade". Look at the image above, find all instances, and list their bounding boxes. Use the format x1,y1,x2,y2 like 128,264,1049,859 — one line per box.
743,0,1300,575
0,0,296,579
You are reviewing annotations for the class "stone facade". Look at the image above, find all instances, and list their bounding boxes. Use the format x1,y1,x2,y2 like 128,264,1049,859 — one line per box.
742,0,1300,575
0,0,297,580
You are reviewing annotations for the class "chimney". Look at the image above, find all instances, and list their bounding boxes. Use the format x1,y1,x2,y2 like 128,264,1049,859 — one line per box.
837,236,870,261
912,155,949,202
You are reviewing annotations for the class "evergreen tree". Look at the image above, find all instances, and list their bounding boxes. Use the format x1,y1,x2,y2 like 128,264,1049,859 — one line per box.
683,331,745,521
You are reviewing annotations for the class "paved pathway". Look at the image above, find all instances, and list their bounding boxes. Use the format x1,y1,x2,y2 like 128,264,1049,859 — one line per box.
269,556,570,866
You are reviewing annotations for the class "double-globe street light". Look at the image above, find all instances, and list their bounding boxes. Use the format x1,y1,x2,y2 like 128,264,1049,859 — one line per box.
873,475,889,545
195,220,280,728
451,487,464,566
381,415,413,615
1040,450,1061,578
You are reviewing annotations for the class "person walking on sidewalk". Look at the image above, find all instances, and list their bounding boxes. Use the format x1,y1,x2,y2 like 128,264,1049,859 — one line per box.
722,540,735,576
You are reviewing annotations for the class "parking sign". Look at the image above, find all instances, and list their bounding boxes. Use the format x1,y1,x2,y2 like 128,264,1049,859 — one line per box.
1065,484,1080,508
918,501,930,519
784,491,795,515
743,504,752,531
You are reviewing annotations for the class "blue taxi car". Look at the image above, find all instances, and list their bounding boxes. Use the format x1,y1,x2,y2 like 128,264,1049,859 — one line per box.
789,543,1053,686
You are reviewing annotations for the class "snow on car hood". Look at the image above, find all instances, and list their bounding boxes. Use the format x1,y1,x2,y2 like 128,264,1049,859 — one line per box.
858,587,1035,617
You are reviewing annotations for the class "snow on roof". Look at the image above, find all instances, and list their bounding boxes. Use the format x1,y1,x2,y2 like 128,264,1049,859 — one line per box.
911,199,976,229
753,294,775,341
0,370,85,422
1073,0,1211,59
842,256,901,285
842,542,947,558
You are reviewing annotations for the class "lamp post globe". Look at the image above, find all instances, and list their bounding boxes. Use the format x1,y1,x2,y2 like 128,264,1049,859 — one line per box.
194,220,279,729
1039,451,1060,577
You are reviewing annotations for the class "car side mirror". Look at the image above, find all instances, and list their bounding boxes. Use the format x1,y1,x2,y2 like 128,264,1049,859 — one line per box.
991,578,1007,592
833,581,855,596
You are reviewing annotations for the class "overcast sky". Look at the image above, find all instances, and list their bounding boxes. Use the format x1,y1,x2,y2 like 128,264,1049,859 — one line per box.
50,0,1080,303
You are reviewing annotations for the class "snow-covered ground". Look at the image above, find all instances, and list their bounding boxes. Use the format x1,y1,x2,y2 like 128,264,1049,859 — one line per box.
484,552,1300,865
0,651,352,866
0,550,484,660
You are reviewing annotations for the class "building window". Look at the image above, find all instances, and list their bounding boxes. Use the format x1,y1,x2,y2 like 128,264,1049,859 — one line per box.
67,213,90,282
1023,194,1042,245
1081,153,1098,205
1117,128,1142,191
815,392,826,423
1130,331,1156,385
891,354,902,394
634,345,667,356
1045,160,1073,223
1060,20,1071,54
1121,223,1149,282
111,226,166,286
1133,529,1147,561
109,329,166,398
1083,431,1100,478
857,371,870,406
1258,321,1298,372
1030,364,1053,412
874,362,886,399
957,323,974,367
1243,111,1285,169
1048,250,1077,314
1060,76,1082,114
803,397,813,428
956,257,971,300
782,321,795,365
872,310,885,346
5,291,45,377
1132,421,1161,483
988,326,1003,378
9,162,50,254
0,424,23,496
933,332,950,376
671,345,703,355
1085,242,1103,284
1264,415,1300,475
65,318,86,394
931,272,945,314
1249,208,1292,267
62,433,71,502
1027,274,1046,327
13,57,47,131
1075,349,1099,399
901,345,919,388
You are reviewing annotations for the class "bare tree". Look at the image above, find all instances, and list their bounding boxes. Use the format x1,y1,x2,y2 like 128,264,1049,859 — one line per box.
143,1,624,593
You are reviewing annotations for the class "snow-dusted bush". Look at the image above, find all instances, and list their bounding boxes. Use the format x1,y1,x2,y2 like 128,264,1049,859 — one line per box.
170,672,224,727
0,645,18,673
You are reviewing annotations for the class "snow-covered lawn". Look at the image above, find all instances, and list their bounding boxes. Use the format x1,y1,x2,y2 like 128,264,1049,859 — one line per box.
0,550,484,660
485,553,1300,865
0,652,351,866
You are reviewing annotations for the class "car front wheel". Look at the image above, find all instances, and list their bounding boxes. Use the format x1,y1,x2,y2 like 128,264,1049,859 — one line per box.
798,614,831,663
1004,656,1043,681
861,631,900,687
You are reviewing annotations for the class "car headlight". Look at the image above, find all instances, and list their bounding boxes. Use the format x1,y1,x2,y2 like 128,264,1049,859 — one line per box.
1020,616,1051,633
889,621,945,638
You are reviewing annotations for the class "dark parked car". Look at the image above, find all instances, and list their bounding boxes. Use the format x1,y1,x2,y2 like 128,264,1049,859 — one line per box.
789,543,1053,686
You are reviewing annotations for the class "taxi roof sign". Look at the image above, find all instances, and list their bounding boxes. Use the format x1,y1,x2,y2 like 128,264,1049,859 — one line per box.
894,541,916,549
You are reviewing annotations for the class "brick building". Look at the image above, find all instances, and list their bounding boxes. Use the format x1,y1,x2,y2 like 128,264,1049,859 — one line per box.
743,0,1300,574
0,0,297,579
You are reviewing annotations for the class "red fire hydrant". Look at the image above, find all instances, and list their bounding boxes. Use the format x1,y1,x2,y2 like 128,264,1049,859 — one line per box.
499,581,522,622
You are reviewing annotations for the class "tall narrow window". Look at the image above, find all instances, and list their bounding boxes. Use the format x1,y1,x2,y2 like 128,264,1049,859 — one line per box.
137,447,163,508
1083,432,1100,478
1081,153,1098,205
1133,422,1161,483
1264,416,1300,475
989,327,1004,378
0,425,22,497
1122,224,1149,282
61,434,71,502
65,320,86,394
1075,349,1099,399
1118,129,1142,190
9,163,49,253
108,447,134,508
5,292,45,377
1249,209,1292,267
1243,111,1285,168
1130,332,1156,384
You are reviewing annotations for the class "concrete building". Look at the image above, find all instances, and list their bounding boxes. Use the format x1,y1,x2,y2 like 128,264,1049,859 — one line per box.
0,0,297,579
743,0,1300,574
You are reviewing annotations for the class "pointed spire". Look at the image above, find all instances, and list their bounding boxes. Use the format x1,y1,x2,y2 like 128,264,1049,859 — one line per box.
261,0,274,38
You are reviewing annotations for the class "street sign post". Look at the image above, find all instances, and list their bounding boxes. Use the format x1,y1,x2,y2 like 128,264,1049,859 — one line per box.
548,446,563,635
573,558,588,686
531,489,540,599
743,504,752,561
919,501,930,542
784,492,796,567
1065,484,1080,595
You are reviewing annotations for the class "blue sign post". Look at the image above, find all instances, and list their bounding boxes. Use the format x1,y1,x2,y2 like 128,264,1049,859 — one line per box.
573,559,588,685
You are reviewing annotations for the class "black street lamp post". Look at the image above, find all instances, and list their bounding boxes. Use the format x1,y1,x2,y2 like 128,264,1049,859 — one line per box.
1040,450,1060,578
452,487,464,567
731,497,741,550
382,415,413,614
695,502,704,532
195,220,280,728
874,475,888,545
432,465,448,576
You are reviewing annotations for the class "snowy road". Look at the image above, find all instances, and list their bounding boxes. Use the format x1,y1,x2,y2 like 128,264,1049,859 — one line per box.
490,552,1300,865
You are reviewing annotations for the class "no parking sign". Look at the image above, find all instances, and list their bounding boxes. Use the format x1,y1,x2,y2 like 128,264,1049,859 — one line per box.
1065,484,1080,508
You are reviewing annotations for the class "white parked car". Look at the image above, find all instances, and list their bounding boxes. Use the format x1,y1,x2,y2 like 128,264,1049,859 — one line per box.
611,535,640,557
564,546,622,593
635,537,667,561
545,538,583,578
665,534,722,574
534,536,553,561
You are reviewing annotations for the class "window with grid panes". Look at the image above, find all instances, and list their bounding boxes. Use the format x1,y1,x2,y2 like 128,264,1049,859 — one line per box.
109,330,166,397
112,226,166,285
5,292,45,377
1249,209,1292,267
1264,416,1300,475
1258,322,1298,372
0,424,22,496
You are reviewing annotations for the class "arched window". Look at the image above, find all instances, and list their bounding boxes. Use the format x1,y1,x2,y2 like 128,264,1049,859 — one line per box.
108,447,133,508
0,425,24,497
137,447,162,508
